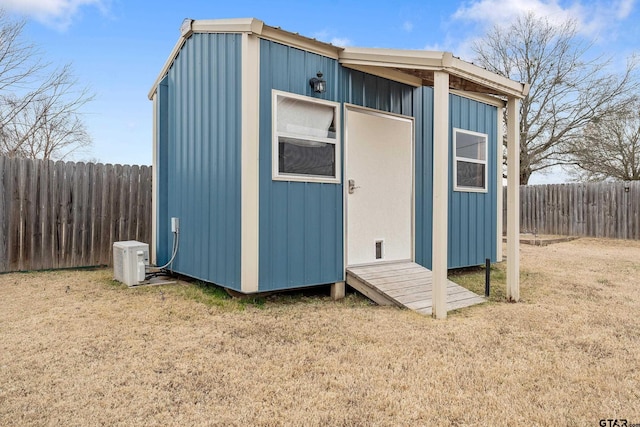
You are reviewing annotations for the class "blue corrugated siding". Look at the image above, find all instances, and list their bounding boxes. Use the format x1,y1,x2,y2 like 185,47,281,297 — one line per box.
258,54,415,291
258,40,342,291
156,76,169,264
414,89,498,269
339,69,413,115
259,40,413,290
448,94,498,268
159,33,242,289
414,86,434,269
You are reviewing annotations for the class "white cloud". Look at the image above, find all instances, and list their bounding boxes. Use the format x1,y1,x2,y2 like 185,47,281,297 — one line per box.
313,29,351,46
423,43,443,51
424,36,480,63
330,37,351,47
403,21,414,32
452,0,636,40
312,29,330,40
616,0,635,18
0,0,108,30
453,0,577,27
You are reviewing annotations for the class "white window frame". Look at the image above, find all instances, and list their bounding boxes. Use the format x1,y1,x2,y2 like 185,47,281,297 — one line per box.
453,128,488,193
272,90,341,184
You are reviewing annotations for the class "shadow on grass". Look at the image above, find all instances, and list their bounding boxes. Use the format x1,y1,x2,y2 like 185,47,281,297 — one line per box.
100,263,532,314
100,274,371,311
449,262,541,305
448,262,508,303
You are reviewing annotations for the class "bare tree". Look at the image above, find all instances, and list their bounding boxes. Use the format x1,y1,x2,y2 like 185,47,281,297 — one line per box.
568,102,640,181
473,12,639,184
0,10,93,160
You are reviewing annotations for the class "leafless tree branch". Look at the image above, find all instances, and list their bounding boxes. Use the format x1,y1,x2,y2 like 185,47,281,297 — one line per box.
568,100,640,181
474,12,639,183
0,10,93,160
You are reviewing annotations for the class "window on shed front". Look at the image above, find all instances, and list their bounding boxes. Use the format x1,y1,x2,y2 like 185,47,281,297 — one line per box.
454,128,488,192
272,91,340,183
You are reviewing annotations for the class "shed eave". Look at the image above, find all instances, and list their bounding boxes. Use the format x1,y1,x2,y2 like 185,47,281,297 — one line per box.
340,63,423,87
149,19,528,100
448,56,529,98
148,36,187,100
338,47,528,99
148,18,265,100
190,18,264,35
148,17,344,100
259,25,342,59
340,47,448,69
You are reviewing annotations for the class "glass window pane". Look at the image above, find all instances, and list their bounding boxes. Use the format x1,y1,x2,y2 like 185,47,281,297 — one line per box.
456,131,486,160
278,136,335,177
277,97,336,139
457,161,485,188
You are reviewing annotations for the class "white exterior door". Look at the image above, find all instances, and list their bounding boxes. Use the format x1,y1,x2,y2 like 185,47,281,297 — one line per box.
345,106,414,266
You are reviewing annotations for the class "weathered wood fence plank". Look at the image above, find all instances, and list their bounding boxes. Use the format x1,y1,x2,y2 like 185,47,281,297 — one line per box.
504,182,640,240
0,156,152,273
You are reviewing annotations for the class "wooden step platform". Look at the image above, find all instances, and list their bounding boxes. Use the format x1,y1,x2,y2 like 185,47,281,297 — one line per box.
346,261,485,315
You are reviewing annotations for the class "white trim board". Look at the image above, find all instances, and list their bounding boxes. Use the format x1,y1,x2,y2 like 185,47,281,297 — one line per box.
496,106,504,262
151,92,158,265
452,128,489,194
271,90,341,184
240,33,261,293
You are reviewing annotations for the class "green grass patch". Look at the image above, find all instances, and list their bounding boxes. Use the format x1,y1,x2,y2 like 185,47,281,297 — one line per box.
158,281,269,310
449,262,508,302
170,281,234,308
98,275,249,310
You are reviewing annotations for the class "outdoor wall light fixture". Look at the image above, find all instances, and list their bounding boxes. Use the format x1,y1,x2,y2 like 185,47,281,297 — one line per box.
309,71,326,93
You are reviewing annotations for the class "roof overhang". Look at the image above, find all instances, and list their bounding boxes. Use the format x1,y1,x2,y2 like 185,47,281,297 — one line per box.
148,18,529,101
148,18,342,99
339,47,529,99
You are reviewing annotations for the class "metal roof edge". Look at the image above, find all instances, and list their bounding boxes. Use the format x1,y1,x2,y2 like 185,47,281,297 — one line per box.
259,25,342,59
149,19,529,100
148,18,346,99
339,47,528,99
340,47,447,69
450,89,506,108
448,56,528,99
148,18,265,100
340,63,423,87
190,18,264,35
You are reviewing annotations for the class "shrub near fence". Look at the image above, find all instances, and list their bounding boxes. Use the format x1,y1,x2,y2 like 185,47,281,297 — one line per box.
504,182,640,240
0,156,152,273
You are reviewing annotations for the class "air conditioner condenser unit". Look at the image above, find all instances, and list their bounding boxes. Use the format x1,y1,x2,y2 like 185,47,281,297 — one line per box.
113,241,149,286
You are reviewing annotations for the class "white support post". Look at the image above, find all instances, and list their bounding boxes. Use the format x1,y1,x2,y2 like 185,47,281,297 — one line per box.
506,97,520,302
432,71,450,319
240,33,261,293
151,92,158,265
496,106,504,262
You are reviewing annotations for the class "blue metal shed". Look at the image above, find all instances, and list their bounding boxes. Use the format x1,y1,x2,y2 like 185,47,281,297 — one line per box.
149,18,528,318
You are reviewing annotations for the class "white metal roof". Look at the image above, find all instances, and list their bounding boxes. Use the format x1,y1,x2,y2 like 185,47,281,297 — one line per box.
148,18,529,100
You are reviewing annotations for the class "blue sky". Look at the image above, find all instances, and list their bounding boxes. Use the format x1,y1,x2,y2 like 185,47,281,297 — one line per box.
1,0,638,183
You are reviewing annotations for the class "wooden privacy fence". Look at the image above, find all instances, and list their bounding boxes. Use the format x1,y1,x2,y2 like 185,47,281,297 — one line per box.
0,156,152,273
504,181,640,240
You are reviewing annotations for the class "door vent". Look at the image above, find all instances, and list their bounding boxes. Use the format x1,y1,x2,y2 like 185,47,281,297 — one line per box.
375,240,384,260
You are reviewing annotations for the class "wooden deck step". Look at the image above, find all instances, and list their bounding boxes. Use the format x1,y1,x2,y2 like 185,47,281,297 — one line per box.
346,261,485,316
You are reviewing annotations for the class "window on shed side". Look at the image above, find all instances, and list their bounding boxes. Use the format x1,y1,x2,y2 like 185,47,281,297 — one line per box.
273,91,340,183
454,128,488,192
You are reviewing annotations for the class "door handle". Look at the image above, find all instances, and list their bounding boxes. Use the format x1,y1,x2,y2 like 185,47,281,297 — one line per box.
348,179,361,194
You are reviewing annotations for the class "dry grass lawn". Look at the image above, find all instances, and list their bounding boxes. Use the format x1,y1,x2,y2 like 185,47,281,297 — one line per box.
1,238,640,426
